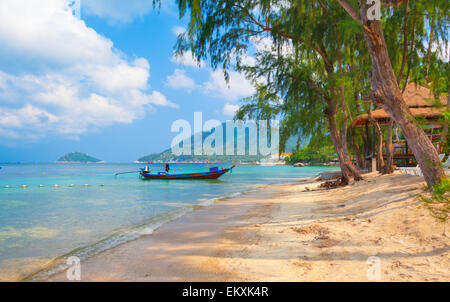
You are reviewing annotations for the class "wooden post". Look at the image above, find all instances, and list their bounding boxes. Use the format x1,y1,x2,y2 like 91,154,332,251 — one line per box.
371,157,377,173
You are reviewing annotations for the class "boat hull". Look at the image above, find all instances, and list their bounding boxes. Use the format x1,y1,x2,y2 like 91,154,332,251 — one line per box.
140,167,233,180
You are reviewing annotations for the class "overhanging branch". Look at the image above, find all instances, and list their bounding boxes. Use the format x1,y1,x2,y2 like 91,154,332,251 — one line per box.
335,0,362,24
382,0,406,7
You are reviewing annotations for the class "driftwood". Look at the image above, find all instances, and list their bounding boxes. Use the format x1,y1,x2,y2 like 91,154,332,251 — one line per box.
319,178,348,189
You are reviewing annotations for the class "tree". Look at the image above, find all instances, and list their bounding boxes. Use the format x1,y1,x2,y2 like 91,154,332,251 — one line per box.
163,0,448,186
286,134,337,164
336,0,448,187
381,0,448,174
171,0,363,184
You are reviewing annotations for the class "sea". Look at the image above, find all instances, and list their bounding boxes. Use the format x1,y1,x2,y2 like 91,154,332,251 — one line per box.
0,163,336,281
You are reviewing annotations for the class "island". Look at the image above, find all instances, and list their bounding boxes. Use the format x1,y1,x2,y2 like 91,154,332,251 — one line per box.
137,125,303,164
137,149,262,164
56,152,104,163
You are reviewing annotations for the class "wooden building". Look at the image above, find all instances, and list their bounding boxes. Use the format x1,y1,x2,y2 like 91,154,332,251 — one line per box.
351,83,448,167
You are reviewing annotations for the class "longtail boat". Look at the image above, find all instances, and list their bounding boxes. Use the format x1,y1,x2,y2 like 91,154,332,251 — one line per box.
140,165,235,180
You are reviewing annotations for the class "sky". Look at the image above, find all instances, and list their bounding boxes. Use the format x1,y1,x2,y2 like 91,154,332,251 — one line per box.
0,0,259,163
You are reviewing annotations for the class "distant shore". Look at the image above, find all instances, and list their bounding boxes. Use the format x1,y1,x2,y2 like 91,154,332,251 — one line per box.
47,172,449,282
54,161,106,164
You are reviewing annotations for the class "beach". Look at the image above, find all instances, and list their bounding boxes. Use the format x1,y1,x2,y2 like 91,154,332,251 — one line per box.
0,164,337,281
47,172,449,282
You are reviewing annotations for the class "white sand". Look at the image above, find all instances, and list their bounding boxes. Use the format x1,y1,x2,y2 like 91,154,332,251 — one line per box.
47,172,449,282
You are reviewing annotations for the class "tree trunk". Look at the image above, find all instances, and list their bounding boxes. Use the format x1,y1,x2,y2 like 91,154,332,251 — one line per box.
350,127,366,169
336,38,363,182
425,13,436,82
350,75,366,169
339,88,363,181
325,99,363,184
343,143,363,180
396,0,409,85
355,2,446,187
376,128,384,172
363,122,370,159
326,105,350,185
384,119,395,174
402,18,416,93
368,106,385,172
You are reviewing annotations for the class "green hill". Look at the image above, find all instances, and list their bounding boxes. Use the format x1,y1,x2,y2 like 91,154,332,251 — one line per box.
138,149,262,163
56,152,103,163
138,123,306,163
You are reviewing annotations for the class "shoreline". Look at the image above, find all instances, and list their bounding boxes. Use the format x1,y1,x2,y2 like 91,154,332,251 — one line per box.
44,179,314,282
45,171,449,282
20,177,314,282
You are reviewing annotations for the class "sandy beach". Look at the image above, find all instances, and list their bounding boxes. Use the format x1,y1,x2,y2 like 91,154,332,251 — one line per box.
47,172,449,282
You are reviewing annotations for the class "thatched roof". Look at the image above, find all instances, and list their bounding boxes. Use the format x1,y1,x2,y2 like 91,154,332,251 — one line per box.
352,83,448,128
402,83,447,107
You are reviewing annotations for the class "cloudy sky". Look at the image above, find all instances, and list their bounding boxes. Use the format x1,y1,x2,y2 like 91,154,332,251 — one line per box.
0,0,257,162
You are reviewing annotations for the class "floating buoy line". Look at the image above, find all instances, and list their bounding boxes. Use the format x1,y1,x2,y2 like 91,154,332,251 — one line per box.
2,184,106,189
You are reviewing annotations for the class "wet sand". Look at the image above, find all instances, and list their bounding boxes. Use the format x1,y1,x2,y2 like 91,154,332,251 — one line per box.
47,172,449,282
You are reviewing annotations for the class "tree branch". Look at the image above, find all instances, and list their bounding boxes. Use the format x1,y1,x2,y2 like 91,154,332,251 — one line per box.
335,0,373,34
287,73,330,100
396,0,408,84
233,3,333,68
382,0,406,7
335,0,362,24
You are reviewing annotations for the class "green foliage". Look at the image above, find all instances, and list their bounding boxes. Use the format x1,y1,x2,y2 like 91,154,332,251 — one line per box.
443,110,450,121
156,0,449,174
285,134,336,165
138,152,261,163
417,178,450,225
382,0,449,92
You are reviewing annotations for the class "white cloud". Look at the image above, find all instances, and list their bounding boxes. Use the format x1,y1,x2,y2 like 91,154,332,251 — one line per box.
0,0,177,142
239,55,257,66
170,28,206,68
202,69,255,101
168,26,255,103
172,26,186,36
171,51,206,68
223,104,240,117
166,67,254,102
251,36,275,53
166,69,197,90
425,39,450,62
85,59,151,93
147,90,178,108
0,0,116,68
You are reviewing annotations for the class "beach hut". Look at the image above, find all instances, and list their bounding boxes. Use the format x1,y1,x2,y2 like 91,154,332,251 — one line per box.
351,83,448,167
352,83,447,127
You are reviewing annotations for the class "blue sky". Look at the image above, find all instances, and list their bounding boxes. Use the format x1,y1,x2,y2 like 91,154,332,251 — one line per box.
0,0,257,162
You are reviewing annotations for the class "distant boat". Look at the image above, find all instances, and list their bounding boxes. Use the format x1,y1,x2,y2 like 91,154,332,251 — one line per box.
140,166,235,180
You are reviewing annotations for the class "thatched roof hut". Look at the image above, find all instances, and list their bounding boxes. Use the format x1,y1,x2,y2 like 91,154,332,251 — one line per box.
351,83,448,128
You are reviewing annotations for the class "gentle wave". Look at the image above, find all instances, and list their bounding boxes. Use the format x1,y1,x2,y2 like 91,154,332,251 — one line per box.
24,206,193,281
22,183,278,281
25,177,312,281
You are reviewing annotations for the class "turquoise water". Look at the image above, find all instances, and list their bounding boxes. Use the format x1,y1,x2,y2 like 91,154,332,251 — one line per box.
0,163,335,280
